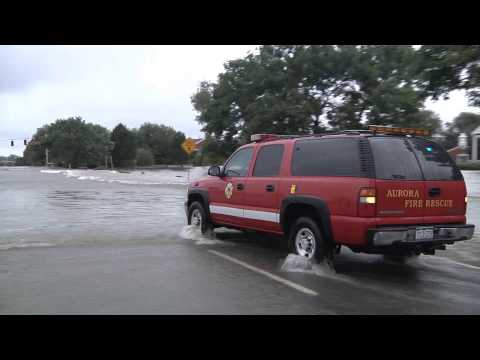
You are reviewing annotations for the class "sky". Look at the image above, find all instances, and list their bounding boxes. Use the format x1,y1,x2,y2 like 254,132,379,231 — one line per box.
1,45,479,156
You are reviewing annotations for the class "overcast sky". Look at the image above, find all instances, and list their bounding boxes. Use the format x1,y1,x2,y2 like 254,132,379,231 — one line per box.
1,45,479,156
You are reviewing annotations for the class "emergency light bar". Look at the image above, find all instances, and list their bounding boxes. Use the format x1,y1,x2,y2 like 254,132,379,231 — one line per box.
368,125,430,137
250,134,281,142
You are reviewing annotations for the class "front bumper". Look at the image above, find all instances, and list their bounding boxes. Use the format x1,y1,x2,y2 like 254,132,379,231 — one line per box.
368,224,475,247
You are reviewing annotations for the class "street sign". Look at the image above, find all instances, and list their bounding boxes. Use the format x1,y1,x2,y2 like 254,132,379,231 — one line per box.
181,138,198,155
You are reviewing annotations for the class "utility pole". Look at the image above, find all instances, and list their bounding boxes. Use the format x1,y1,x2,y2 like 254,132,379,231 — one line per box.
104,145,109,169
45,148,49,167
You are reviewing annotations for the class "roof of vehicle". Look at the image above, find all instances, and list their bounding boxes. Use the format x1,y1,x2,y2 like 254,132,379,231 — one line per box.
249,131,431,146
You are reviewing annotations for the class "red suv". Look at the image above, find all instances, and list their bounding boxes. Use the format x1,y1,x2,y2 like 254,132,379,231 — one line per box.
185,126,475,262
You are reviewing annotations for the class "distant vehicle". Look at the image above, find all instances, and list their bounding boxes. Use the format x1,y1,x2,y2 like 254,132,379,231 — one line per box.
185,126,475,263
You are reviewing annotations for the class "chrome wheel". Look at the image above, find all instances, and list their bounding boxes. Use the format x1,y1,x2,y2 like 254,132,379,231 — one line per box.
190,208,202,228
295,227,316,259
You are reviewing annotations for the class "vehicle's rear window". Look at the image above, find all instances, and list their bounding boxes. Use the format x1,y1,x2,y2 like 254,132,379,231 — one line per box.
369,137,423,180
291,138,361,177
409,138,463,180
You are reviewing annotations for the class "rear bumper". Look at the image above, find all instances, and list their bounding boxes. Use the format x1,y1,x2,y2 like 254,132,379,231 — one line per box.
368,224,475,247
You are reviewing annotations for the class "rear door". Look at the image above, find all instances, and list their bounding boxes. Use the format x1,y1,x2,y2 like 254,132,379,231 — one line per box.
408,137,466,222
369,137,426,222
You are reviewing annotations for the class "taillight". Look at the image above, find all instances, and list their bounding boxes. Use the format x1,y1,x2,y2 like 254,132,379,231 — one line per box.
359,187,376,217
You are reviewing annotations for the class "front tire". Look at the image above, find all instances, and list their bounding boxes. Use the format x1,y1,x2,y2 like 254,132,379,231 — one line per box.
188,201,210,235
288,217,330,262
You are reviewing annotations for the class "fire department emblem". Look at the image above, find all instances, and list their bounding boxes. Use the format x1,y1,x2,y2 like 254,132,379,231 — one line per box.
225,182,234,199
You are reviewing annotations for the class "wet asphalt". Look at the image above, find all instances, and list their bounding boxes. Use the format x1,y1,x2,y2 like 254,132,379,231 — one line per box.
2,231,480,314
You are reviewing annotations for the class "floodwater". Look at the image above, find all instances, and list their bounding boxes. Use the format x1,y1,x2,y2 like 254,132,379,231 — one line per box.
1,167,480,314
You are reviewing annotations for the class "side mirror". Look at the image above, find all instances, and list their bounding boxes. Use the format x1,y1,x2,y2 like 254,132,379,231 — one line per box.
208,165,222,177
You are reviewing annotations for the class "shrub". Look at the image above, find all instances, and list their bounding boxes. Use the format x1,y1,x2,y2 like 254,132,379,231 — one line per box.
136,148,154,166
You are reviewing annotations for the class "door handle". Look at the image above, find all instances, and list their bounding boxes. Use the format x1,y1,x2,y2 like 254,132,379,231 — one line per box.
236,183,244,191
429,188,441,197
265,184,275,192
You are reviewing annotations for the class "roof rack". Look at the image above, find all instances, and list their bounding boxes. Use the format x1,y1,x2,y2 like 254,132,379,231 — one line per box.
250,131,372,143
250,126,430,143
368,125,430,136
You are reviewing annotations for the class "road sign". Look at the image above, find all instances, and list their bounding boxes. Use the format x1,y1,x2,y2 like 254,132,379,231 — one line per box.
181,138,198,155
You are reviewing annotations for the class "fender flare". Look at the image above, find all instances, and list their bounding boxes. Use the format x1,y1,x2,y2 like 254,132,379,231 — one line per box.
187,188,211,219
280,195,334,244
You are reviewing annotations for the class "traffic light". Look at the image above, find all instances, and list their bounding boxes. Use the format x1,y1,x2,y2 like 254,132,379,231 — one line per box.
10,140,14,147
24,139,27,145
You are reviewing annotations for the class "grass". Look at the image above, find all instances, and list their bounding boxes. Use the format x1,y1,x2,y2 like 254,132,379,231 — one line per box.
457,163,480,171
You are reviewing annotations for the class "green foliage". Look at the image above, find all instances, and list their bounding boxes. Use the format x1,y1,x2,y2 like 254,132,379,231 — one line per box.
136,148,154,166
136,123,188,165
191,45,435,159
437,112,480,149
14,157,26,166
415,45,480,106
450,112,480,135
24,117,111,168
403,110,443,134
457,162,480,171
23,125,50,165
192,134,233,166
23,117,190,168
0,154,24,165
111,123,137,167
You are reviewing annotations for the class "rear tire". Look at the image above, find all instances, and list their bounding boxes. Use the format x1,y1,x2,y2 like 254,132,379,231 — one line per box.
288,217,331,262
188,201,211,235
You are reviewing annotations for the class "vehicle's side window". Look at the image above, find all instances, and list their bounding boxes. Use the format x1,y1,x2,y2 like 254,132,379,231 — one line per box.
408,138,463,181
253,144,285,177
223,147,254,177
291,138,361,177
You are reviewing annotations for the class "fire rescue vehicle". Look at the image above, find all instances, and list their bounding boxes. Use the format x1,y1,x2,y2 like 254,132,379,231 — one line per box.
185,126,475,262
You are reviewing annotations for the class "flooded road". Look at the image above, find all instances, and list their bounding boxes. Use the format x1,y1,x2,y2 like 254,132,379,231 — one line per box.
1,167,480,314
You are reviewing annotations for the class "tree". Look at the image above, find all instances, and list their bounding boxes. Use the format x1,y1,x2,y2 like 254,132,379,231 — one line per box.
439,112,480,150
191,45,431,161
169,131,189,164
403,110,442,134
136,148,154,166
111,123,137,167
24,124,50,165
14,157,25,166
23,117,111,168
136,123,188,165
451,112,480,136
415,45,480,106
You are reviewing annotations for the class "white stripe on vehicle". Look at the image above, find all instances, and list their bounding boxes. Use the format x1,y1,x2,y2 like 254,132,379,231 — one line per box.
244,209,280,223
209,204,280,223
209,205,244,218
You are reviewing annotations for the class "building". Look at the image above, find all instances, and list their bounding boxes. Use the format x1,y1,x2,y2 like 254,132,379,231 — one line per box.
472,126,480,161
447,133,469,162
